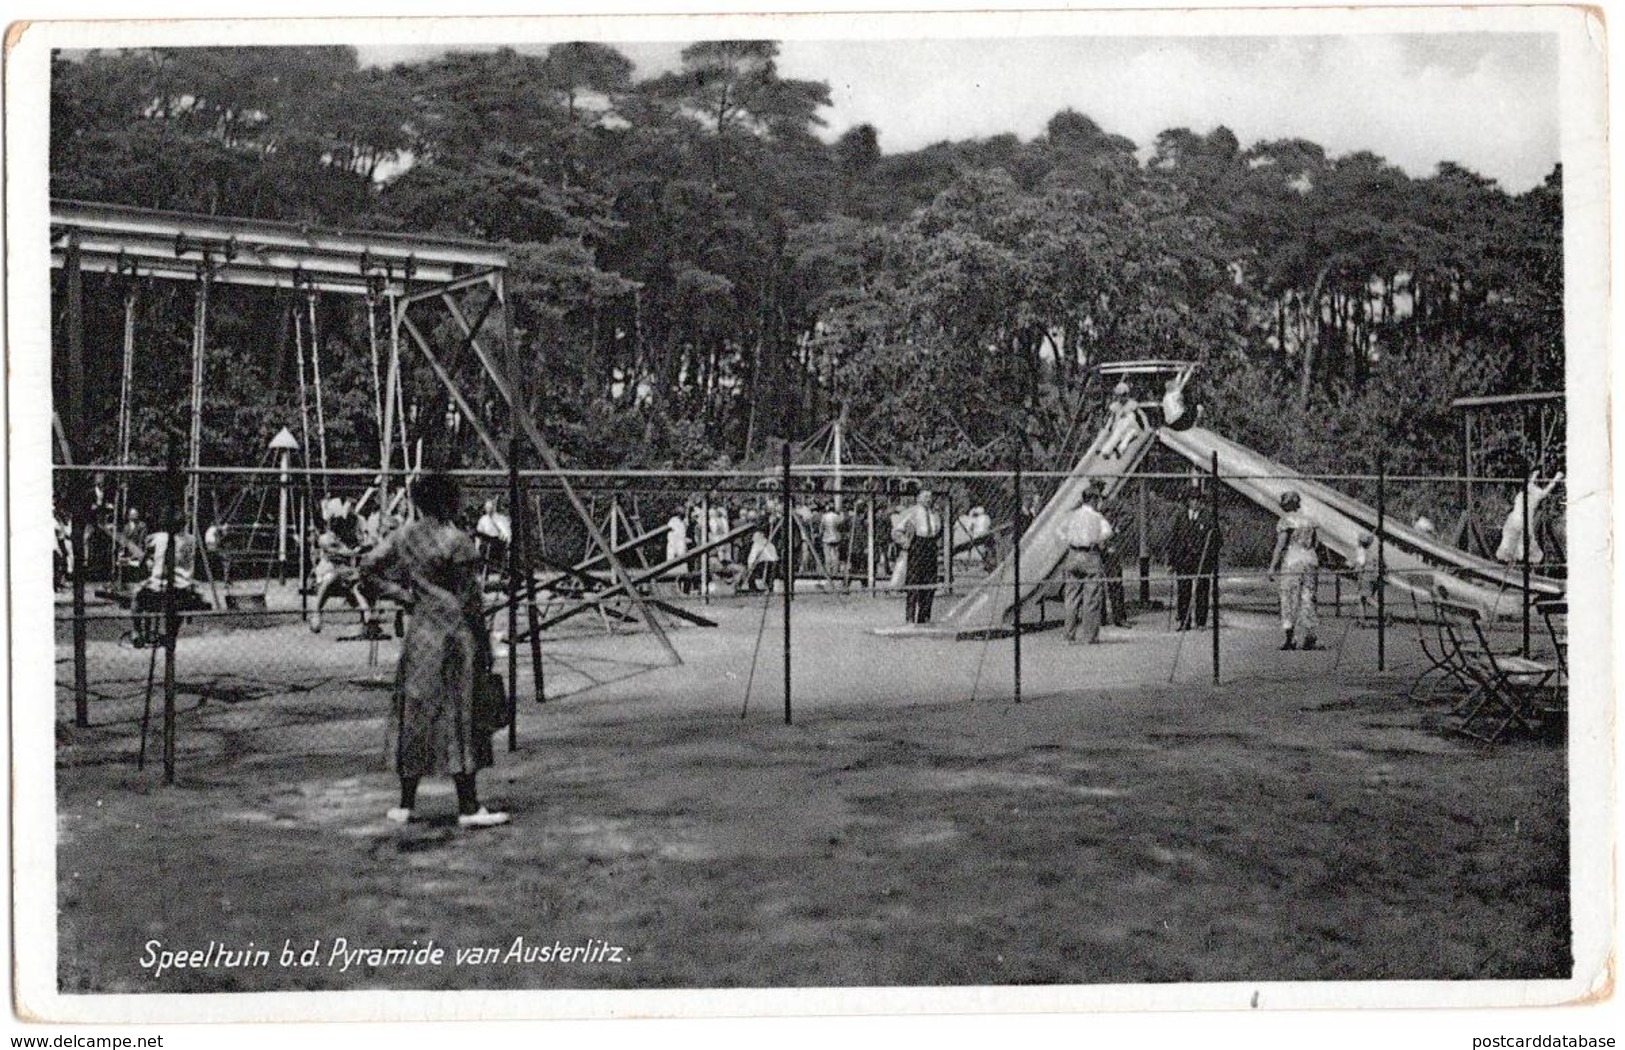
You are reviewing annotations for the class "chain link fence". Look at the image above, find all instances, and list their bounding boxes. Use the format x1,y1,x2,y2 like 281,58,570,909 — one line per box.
52,457,1568,781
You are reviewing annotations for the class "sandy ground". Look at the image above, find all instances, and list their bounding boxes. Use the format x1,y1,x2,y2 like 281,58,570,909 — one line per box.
54,580,1569,992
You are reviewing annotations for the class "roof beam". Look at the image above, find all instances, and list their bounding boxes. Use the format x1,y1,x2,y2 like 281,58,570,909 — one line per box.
49,197,508,295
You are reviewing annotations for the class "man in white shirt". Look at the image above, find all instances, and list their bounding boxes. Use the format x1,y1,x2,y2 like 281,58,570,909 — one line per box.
819,503,847,580
899,488,943,624
1054,481,1115,644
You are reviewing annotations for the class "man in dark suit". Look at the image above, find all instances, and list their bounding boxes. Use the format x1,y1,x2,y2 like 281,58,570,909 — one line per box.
1167,497,1221,630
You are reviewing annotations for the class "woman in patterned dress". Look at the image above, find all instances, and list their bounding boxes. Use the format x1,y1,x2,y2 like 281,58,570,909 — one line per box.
361,473,508,828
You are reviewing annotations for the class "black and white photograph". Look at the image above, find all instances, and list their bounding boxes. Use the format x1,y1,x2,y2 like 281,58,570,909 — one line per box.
6,3,1614,1038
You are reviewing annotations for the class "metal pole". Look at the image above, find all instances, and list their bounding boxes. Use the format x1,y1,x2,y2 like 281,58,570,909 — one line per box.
525,527,545,707
1137,478,1150,603
944,490,954,596
701,493,711,605
366,288,386,469
379,292,401,512
307,292,329,496
162,435,180,785
1013,434,1023,704
1462,411,1473,549
1209,450,1220,685
66,233,89,729
1522,462,1532,657
115,283,138,574
507,435,520,750
1376,452,1387,672
866,490,877,592
782,440,793,725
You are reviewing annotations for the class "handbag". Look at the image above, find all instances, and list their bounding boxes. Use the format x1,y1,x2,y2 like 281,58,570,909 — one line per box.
473,670,510,734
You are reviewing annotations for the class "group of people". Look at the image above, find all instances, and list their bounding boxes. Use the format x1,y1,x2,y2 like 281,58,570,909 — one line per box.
659,494,900,597
1101,377,1202,460
307,496,392,637
660,498,782,595
1269,468,1565,650
1052,482,1221,645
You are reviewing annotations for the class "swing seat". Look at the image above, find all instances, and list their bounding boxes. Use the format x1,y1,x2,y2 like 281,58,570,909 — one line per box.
225,592,268,611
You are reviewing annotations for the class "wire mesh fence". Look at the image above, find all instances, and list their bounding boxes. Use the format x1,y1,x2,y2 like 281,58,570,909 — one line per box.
52,458,1568,781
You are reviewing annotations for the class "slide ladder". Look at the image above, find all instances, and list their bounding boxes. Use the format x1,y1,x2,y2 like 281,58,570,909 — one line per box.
942,420,1561,630
940,408,1159,629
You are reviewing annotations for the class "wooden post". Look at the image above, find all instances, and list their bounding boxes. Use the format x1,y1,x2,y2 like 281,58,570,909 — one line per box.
782,440,793,725
1013,435,1023,704
1377,453,1387,672
1209,451,1221,685
66,233,89,729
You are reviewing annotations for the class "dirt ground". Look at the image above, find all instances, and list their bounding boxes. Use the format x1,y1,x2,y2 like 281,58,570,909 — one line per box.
54,588,1570,993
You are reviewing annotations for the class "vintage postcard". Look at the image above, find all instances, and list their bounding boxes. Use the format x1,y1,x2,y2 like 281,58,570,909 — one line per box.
6,2,1613,1035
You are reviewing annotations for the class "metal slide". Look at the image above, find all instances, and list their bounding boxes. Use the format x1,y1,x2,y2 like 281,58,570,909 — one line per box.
939,411,1160,630
1155,426,1562,616
941,419,1561,629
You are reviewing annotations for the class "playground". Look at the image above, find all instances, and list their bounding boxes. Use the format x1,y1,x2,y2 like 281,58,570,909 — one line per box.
47,200,1573,996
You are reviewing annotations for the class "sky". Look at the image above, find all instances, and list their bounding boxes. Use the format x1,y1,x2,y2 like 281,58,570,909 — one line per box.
357,33,1560,192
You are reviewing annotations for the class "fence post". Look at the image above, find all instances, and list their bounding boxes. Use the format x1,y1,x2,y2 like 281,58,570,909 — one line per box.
701,492,711,605
71,484,89,729
1012,433,1023,704
1376,452,1387,672
507,436,520,749
66,233,90,730
1137,478,1150,604
1210,450,1220,685
162,436,180,785
523,485,545,708
782,440,793,725
1522,459,1532,657
943,490,954,596
866,489,877,592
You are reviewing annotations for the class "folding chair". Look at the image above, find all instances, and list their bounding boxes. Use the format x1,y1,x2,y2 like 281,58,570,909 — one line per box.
1405,586,1477,703
1437,599,1556,743
1537,597,1567,713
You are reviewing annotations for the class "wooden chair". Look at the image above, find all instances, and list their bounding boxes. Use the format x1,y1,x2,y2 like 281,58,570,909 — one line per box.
1536,597,1568,712
1435,594,1557,743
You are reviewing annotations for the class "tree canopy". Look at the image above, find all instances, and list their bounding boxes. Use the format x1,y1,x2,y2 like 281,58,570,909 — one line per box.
52,43,1562,475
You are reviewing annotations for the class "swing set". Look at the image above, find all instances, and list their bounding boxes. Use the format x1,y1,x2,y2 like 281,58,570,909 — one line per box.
53,199,683,680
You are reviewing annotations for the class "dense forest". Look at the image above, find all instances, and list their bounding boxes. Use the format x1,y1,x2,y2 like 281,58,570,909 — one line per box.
51,43,1563,477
